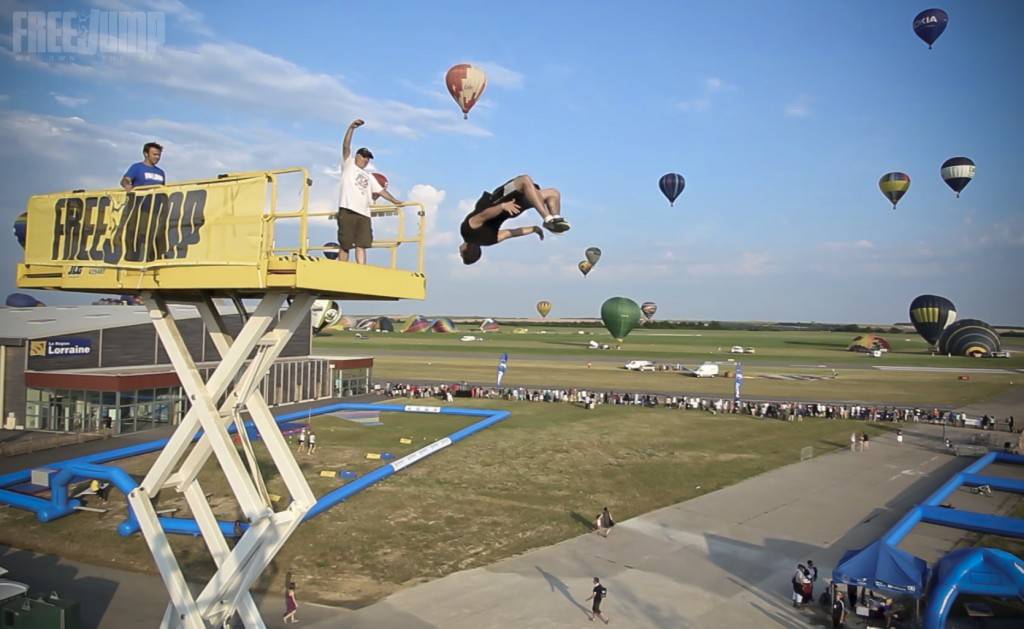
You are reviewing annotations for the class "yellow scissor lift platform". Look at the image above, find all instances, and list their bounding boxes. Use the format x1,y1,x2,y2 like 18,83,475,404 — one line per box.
17,168,426,301
15,168,428,628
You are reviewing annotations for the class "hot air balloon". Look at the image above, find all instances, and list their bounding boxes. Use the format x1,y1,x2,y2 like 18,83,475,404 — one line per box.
848,334,891,353
13,212,27,248
480,318,500,332
578,261,593,277
879,172,911,209
536,300,552,318
938,319,1000,357
909,294,957,346
5,293,44,308
445,64,487,119
323,242,339,260
600,297,642,343
913,8,949,49
659,173,686,206
641,301,658,322
372,172,389,201
585,247,602,266
311,300,341,335
941,157,975,198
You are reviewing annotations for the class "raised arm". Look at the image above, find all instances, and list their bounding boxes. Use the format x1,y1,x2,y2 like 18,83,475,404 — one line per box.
342,118,364,161
120,175,133,191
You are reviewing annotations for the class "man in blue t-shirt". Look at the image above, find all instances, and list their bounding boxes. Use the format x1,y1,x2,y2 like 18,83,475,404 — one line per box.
121,142,165,190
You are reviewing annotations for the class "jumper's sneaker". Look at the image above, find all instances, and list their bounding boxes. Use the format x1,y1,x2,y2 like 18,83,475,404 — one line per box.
544,215,571,233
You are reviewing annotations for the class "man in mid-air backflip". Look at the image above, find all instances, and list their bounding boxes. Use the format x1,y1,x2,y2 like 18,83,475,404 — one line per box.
458,174,569,265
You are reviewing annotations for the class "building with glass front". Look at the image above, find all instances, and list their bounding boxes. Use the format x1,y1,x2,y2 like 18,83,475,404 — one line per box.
1,304,373,434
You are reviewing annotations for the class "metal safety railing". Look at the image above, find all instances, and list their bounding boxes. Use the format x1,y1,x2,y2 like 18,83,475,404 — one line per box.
262,168,426,274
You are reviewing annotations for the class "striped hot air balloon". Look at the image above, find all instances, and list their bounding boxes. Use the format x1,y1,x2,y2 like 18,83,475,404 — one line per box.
445,64,487,119
641,301,658,322
879,172,911,209
536,300,552,318
13,212,27,248
909,294,957,346
401,315,432,333
431,317,457,333
938,319,1000,357
659,173,686,206
940,157,975,198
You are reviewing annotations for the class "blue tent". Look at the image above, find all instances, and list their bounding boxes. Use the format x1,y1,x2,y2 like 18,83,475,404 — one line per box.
833,541,929,597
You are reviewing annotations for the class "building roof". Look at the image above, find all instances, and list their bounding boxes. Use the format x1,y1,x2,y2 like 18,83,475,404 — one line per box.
0,304,226,343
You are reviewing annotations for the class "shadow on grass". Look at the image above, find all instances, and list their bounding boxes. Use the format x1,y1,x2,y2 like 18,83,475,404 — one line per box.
570,511,596,533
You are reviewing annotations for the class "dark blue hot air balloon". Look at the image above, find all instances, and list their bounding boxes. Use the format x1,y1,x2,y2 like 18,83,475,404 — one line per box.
323,242,339,260
659,173,686,206
13,211,27,248
6,293,45,308
913,9,948,49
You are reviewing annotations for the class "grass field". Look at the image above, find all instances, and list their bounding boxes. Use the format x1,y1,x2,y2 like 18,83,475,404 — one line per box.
316,327,1023,407
0,399,892,607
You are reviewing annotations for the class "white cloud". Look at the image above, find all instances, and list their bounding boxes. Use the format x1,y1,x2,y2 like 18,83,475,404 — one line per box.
784,94,812,117
469,61,524,89
51,93,89,108
7,42,490,139
678,77,734,112
92,0,212,36
407,183,454,246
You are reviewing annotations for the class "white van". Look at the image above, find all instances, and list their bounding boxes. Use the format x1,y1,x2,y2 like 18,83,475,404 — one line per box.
625,360,656,371
694,362,720,377
730,346,745,354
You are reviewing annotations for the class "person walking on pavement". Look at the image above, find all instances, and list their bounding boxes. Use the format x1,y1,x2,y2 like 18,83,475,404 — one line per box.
585,577,609,623
283,582,298,624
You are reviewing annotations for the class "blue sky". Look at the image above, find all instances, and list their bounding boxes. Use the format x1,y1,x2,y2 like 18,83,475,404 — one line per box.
1,0,1022,324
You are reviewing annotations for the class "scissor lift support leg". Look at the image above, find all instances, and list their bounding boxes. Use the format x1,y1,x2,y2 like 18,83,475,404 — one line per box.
129,291,317,628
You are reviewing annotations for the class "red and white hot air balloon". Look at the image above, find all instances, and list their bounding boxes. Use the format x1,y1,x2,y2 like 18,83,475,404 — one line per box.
445,63,487,119
371,172,388,201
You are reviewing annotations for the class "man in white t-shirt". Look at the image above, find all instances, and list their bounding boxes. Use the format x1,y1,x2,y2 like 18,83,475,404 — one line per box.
336,119,403,264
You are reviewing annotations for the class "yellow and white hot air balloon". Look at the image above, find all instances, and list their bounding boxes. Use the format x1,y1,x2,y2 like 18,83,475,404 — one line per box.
445,64,487,119
536,300,552,318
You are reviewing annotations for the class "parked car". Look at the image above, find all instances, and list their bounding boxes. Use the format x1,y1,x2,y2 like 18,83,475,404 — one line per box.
730,346,745,353
625,360,656,371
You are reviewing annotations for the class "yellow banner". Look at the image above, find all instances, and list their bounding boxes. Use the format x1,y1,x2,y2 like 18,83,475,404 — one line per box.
23,176,268,269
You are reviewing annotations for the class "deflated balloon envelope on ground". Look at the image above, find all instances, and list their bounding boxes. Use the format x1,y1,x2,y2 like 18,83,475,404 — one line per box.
536,300,552,318
480,318,500,332
941,157,975,198
445,64,487,119
600,297,642,343
913,8,949,49
659,173,686,206
431,317,457,333
848,334,891,353
879,172,911,209
401,315,431,333
909,294,957,346
6,293,45,308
